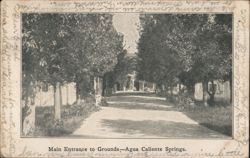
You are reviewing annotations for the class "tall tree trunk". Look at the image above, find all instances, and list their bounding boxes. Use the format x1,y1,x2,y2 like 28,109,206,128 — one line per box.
93,76,97,94
209,93,215,106
187,84,195,99
94,76,102,106
66,84,69,105
178,83,181,94
102,75,106,96
106,78,109,94
170,84,173,96
202,81,209,107
54,82,62,120
76,81,81,105
22,81,36,135
164,83,169,96
161,84,165,93
152,83,156,93
229,77,232,103
97,76,100,95
97,77,99,94
208,81,216,106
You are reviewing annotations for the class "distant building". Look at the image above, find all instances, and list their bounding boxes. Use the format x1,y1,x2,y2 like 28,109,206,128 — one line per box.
114,71,156,92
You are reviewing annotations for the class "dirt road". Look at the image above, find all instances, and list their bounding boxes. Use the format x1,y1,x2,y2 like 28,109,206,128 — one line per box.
71,93,228,138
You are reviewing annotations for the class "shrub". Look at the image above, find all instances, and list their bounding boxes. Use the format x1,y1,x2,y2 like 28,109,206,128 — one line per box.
165,92,196,109
34,101,100,136
100,97,109,106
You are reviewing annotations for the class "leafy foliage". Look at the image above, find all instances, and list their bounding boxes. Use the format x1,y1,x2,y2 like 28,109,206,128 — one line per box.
137,14,232,105
22,13,125,126
22,13,125,97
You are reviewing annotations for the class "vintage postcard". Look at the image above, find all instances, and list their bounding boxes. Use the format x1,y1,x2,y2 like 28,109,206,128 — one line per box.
0,0,249,157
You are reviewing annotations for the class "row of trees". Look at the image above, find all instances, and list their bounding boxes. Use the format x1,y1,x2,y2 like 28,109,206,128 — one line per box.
102,52,137,93
22,13,125,125
137,14,232,106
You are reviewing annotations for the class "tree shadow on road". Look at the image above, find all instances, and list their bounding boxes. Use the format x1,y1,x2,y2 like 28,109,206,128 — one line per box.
106,95,174,111
107,102,175,111
112,92,156,96
101,119,229,138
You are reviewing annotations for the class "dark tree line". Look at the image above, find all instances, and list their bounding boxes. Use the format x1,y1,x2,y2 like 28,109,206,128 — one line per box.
137,14,232,106
22,13,125,124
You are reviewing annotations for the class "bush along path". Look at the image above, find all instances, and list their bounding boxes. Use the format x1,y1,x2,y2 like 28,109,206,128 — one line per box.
34,101,100,137
71,93,231,138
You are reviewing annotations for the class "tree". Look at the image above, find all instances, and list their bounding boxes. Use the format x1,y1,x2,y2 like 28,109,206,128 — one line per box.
23,13,126,123
137,15,185,95
192,14,232,106
64,14,125,101
22,14,83,119
137,14,232,106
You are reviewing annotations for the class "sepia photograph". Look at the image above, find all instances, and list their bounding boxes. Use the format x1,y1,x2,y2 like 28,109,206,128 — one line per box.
21,13,233,138
1,0,249,157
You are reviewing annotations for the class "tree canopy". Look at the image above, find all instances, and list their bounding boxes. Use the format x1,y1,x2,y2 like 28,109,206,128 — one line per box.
22,13,125,121
137,14,232,104
22,13,125,91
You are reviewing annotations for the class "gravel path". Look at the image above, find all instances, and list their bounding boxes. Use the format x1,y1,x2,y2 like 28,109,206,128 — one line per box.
71,93,228,138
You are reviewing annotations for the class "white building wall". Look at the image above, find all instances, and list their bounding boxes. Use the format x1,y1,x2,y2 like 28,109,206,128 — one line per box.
35,82,76,107
194,81,231,101
61,82,76,105
194,83,203,101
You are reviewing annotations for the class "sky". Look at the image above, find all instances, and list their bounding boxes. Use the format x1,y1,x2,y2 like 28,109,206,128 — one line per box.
112,13,140,54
